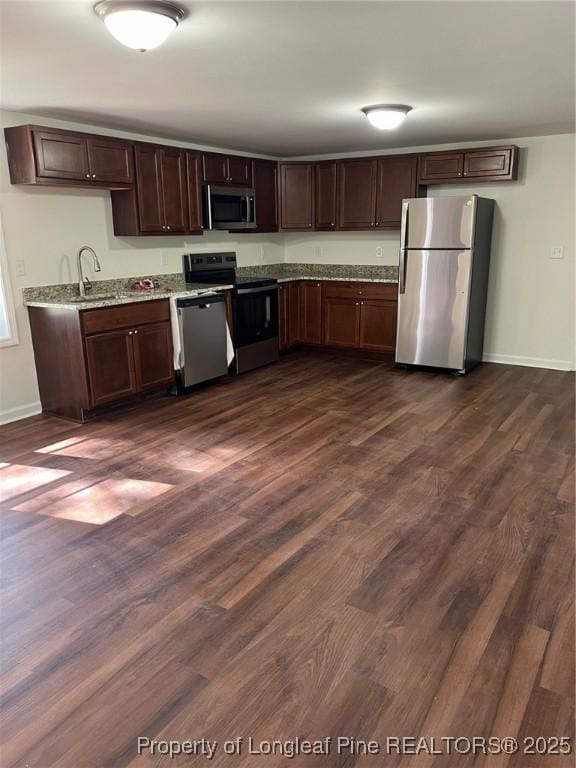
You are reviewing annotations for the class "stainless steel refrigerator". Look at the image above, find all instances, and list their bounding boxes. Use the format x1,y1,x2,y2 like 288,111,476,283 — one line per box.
395,194,495,374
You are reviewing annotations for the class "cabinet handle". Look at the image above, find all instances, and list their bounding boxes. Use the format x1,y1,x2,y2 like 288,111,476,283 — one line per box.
85,173,91,179
92,174,96,179
162,225,166,230
166,225,171,230
133,329,139,334
128,330,133,335
458,172,462,176
463,171,467,176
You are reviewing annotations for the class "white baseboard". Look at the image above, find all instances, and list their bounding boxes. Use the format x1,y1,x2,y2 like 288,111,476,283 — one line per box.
483,353,575,371
0,401,42,426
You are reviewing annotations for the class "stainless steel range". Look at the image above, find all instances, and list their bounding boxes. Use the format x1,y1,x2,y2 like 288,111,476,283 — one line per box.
183,252,279,374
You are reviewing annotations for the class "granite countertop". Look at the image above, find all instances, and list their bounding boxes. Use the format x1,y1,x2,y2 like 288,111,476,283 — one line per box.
23,263,398,310
237,263,398,284
23,278,233,311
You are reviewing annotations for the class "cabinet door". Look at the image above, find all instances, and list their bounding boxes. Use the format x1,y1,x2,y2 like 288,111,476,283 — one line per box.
315,161,337,230
86,136,133,184
160,147,188,233
299,282,323,344
323,297,360,348
253,160,278,232
419,152,464,182
32,130,90,181
375,155,418,228
288,281,302,344
278,283,290,351
337,159,377,229
279,164,314,230
463,147,515,179
227,155,253,186
186,151,203,233
85,330,137,407
132,322,174,391
135,145,164,233
359,299,397,352
203,153,228,184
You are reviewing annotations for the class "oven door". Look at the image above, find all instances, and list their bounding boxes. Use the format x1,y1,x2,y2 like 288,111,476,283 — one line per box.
234,285,279,348
205,186,257,230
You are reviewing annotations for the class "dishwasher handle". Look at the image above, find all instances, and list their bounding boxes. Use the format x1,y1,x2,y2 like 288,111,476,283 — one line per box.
176,294,224,309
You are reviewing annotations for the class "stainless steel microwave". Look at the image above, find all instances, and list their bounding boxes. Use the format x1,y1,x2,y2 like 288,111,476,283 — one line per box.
203,185,256,230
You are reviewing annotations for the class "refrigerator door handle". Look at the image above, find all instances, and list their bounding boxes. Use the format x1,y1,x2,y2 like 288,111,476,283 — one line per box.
399,249,407,294
400,200,409,249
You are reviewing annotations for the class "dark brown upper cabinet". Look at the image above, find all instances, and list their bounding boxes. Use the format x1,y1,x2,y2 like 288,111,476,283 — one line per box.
314,160,338,230
252,159,278,232
86,136,133,185
4,125,134,187
337,158,378,230
186,151,203,234
202,152,253,186
111,143,189,236
419,145,519,184
159,147,188,234
279,163,314,231
462,146,519,179
419,152,464,182
375,155,418,229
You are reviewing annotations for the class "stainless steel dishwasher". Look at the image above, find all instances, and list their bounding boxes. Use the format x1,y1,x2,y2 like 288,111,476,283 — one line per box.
176,294,229,391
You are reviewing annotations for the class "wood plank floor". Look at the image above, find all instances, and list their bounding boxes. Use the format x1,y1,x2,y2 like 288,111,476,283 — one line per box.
1,351,574,767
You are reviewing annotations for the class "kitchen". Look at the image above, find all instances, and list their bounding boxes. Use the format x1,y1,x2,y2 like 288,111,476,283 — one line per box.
0,2,574,766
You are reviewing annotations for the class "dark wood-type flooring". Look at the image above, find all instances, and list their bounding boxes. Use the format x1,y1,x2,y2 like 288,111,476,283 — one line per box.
1,351,574,767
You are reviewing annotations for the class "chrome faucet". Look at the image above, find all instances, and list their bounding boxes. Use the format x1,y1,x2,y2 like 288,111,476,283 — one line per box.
77,246,102,297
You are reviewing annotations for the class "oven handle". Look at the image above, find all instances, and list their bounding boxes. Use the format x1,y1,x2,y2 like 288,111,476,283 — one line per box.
236,285,278,295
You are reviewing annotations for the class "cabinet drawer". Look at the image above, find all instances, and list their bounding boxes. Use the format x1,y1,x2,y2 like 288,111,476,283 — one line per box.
82,300,170,335
323,282,397,301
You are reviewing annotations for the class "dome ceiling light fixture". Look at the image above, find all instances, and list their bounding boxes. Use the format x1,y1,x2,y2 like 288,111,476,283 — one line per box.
94,1,186,52
361,104,413,130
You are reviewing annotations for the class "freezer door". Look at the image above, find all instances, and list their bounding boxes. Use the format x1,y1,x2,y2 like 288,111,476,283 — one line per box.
401,196,477,250
396,249,472,370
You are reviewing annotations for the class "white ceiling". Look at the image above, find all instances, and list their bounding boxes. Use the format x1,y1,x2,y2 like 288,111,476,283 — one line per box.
0,1,574,157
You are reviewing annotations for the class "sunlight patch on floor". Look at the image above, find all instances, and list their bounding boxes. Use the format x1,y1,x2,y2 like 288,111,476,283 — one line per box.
36,437,133,460
35,477,174,524
0,464,71,502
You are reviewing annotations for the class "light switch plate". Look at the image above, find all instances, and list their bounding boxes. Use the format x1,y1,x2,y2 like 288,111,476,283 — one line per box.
160,252,168,267
550,246,564,260
15,259,26,276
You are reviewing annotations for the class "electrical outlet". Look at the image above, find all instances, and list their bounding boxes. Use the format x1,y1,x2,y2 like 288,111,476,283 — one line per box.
550,246,564,260
376,246,383,259
314,246,321,260
14,259,26,276
258,245,265,262
160,252,169,267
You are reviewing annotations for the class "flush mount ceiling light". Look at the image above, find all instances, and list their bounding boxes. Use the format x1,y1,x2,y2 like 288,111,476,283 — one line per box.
362,105,413,130
94,1,186,52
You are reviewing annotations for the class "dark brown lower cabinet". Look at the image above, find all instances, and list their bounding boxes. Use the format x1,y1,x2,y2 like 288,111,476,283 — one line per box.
323,297,360,348
282,280,398,353
132,322,174,390
299,282,323,344
85,329,138,407
358,299,397,352
278,282,301,350
28,301,174,422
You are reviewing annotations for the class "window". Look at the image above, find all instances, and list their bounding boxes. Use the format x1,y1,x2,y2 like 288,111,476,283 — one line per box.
0,213,18,348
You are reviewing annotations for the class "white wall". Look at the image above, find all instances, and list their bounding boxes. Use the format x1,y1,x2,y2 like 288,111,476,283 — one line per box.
0,111,574,424
285,134,576,371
